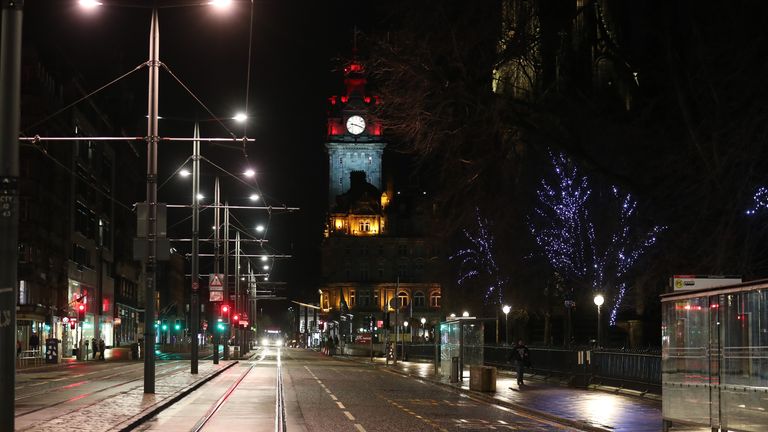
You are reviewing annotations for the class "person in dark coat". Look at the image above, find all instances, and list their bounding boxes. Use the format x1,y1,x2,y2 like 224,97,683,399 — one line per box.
99,338,106,361
510,340,531,386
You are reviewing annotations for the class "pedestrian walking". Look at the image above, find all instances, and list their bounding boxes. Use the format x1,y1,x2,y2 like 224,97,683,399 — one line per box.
99,338,106,361
91,337,98,360
510,340,531,386
29,332,40,352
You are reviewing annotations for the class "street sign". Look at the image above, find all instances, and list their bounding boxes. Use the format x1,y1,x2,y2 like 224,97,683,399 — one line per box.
209,273,224,288
209,291,223,302
671,275,742,292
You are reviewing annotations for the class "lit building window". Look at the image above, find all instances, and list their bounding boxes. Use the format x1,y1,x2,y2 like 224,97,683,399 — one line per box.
398,291,410,308
19,280,29,305
430,292,441,308
322,293,330,310
350,290,356,307
360,221,370,232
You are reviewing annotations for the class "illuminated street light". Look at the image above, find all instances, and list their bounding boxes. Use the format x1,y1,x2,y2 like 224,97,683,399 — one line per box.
79,0,103,8
249,193,259,201
261,255,268,262
243,168,255,177
179,169,191,177
502,305,511,345
462,311,469,317
255,225,264,232
234,112,248,123
594,294,604,347
196,193,204,201
209,0,233,8
449,313,456,318
263,265,269,270
420,317,426,325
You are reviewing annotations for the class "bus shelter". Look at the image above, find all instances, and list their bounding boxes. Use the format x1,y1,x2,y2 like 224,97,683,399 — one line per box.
661,280,768,431
438,317,483,381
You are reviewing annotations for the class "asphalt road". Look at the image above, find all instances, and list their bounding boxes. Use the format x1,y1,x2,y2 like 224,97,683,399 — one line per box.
137,348,577,432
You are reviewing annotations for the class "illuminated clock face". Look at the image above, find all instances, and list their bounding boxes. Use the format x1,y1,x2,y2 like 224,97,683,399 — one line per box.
346,115,366,135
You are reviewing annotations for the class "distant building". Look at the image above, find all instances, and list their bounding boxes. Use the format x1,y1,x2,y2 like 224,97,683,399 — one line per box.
318,59,442,344
17,46,143,355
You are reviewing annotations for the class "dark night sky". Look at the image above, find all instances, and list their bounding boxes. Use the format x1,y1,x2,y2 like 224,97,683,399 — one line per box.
22,0,387,321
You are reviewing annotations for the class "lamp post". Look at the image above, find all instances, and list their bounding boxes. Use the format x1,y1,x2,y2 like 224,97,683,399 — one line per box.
594,294,604,347
0,0,23,428
502,305,511,345
403,321,408,360
420,317,426,342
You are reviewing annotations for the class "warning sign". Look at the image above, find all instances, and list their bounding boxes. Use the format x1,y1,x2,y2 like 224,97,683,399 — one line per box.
209,291,224,302
209,273,224,289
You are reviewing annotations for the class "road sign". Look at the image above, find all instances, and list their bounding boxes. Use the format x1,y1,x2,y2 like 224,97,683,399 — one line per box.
192,281,199,290
209,291,224,302
209,273,224,289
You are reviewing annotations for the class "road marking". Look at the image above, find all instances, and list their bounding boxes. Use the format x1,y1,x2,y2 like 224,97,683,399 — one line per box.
325,389,332,394
336,402,345,409
330,395,338,401
354,424,366,432
344,411,355,420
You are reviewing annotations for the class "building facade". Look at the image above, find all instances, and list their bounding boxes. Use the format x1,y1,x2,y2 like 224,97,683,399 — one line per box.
18,47,143,357
319,59,443,344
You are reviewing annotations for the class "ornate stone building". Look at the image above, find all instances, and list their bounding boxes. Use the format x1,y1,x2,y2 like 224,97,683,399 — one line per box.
318,60,442,343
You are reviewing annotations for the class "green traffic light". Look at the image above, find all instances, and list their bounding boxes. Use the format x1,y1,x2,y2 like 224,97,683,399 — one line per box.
217,323,225,331
161,324,168,330
174,324,181,330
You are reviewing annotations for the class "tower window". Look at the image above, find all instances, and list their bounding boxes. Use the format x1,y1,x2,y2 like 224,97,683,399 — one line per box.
350,290,356,307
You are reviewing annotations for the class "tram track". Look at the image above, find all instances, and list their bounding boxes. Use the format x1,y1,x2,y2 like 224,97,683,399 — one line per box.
14,361,189,421
188,348,272,432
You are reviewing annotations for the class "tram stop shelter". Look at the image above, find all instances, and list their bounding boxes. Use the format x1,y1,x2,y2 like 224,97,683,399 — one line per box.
661,279,768,431
438,317,484,382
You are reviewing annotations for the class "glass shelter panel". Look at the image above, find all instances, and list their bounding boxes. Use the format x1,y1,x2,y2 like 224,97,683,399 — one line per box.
720,290,768,431
662,297,711,426
439,321,460,377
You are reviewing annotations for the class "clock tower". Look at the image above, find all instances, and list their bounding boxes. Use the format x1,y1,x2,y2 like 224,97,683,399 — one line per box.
325,61,386,207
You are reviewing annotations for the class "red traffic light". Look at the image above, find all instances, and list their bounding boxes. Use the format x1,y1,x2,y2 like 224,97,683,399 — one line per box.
78,304,85,311
221,305,229,313
232,314,240,324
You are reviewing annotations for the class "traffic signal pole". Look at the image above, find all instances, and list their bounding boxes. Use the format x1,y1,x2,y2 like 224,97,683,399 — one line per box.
0,1,22,429
223,204,230,360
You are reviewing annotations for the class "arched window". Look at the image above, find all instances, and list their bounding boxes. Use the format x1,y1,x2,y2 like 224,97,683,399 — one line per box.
413,291,426,307
398,291,409,308
430,292,441,308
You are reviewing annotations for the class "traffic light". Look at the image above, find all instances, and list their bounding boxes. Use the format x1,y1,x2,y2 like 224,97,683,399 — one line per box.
161,319,168,331
232,314,240,326
221,304,230,322
77,304,86,321
174,319,181,331
217,321,226,332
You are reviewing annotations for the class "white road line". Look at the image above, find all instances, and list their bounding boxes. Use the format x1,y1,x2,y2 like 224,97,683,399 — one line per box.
336,402,345,409
354,424,366,432
344,411,355,421
330,395,338,401
325,389,332,394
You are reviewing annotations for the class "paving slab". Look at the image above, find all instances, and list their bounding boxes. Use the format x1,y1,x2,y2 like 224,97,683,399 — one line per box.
18,360,237,432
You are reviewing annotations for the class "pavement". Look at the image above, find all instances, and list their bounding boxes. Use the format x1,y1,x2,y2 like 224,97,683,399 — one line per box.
16,357,239,432
336,354,664,432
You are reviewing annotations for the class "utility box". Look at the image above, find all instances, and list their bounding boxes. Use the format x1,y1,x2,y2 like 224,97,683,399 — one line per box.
470,366,497,392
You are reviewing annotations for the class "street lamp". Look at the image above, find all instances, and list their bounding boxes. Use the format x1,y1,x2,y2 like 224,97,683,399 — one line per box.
420,317,426,341
594,294,604,347
249,193,259,201
77,0,237,391
502,305,511,345
462,311,469,317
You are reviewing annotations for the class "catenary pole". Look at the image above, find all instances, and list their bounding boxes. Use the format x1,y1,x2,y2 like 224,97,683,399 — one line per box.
0,0,22,428
190,122,200,373
223,202,230,360
143,7,160,394
213,176,220,364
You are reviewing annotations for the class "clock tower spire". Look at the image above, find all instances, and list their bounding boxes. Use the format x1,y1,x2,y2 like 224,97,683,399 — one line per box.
325,58,385,208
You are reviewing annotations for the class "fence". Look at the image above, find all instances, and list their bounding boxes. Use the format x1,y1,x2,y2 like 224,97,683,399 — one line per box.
401,343,661,394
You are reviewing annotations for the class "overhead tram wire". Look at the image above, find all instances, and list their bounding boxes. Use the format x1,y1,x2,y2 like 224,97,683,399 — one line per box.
241,0,255,158
20,62,147,135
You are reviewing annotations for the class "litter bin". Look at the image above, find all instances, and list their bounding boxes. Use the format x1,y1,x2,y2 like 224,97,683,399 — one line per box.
450,356,460,383
469,366,497,392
